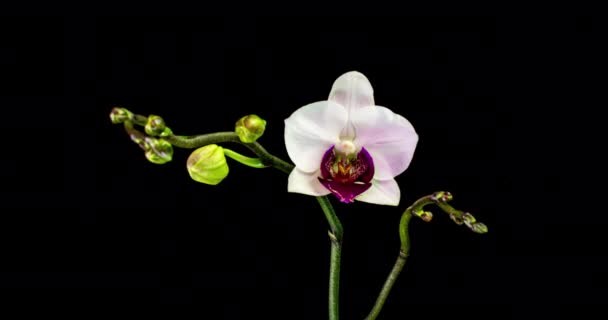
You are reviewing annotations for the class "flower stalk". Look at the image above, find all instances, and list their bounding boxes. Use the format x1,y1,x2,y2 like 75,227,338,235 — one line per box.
365,192,487,320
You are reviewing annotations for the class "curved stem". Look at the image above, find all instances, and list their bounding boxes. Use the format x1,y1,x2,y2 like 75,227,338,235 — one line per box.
365,192,487,319
364,249,409,320
165,133,294,174
365,211,411,320
223,148,269,169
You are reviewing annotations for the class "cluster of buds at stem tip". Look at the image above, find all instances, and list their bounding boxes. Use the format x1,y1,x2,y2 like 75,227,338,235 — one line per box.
407,191,488,234
431,191,488,234
126,132,172,165
235,114,266,143
187,144,229,185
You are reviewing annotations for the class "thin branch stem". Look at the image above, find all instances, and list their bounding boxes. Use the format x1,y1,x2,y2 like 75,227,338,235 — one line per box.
317,196,343,320
222,148,269,169
365,191,486,320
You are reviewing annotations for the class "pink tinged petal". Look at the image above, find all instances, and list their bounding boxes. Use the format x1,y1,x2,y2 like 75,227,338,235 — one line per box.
328,71,375,138
356,179,401,206
351,106,418,180
284,101,347,173
318,179,372,203
288,169,331,196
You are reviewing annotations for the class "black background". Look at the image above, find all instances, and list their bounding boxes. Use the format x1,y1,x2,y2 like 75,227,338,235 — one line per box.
1,16,603,318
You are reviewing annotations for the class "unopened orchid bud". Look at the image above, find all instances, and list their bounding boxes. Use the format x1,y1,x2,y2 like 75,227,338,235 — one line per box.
187,144,229,185
449,213,464,225
462,212,477,228
110,107,133,124
432,191,453,202
145,115,167,136
470,222,488,234
413,210,433,222
144,138,173,164
235,114,266,143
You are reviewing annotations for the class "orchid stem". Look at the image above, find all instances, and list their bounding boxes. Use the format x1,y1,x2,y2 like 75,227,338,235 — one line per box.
365,213,411,320
222,148,269,169
123,112,344,319
365,192,487,320
317,196,343,320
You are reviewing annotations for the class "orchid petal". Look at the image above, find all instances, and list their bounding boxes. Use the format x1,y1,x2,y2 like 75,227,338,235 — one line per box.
356,179,401,206
284,101,347,173
351,106,418,180
328,71,375,138
288,168,331,196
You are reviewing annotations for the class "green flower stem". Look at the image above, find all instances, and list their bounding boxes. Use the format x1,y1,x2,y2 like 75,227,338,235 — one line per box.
165,131,344,320
366,192,486,320
131,113,148,126
365,212,411,320
317,196,343,320
222,148,269,169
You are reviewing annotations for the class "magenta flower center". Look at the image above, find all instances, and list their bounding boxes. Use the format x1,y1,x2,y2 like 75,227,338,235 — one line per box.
318,145,375,203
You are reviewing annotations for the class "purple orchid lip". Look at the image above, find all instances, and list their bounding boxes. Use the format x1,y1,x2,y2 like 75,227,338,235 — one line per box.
318,146,375,203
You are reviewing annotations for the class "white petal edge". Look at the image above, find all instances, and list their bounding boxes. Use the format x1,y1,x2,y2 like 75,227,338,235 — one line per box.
328,71,375,111
284,101,347,173
351,105,418,180
287,168,331,196
356,179,401,206
328,71,375,138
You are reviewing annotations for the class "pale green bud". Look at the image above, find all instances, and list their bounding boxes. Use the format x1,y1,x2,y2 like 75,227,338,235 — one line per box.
462,212,477,227
145,115,167,136
470,222,489,234
187,144,229,185
235,114,266,143
144,138,173,164
110,107,133,124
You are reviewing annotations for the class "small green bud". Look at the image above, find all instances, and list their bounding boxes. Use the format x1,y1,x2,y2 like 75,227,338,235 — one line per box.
431,191,453,202
235,114,266,143
470,222,488,234
413,210,433,222
145,115,167,136
187,144,229,185
144,138,173,164
110,107,133,124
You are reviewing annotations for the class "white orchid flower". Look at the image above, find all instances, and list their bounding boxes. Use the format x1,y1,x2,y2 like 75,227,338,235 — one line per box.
284,71,418,206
